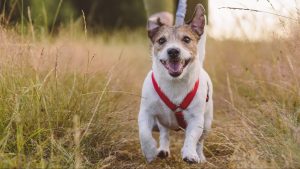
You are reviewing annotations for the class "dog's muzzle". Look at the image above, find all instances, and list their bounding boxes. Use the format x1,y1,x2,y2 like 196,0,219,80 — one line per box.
160,48,191,78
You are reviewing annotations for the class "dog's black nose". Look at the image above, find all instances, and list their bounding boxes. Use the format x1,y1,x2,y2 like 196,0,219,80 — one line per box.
167,48,180,58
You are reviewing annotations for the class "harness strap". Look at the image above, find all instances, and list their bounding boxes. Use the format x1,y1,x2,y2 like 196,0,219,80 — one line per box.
151,73,177,111
152,73,201,130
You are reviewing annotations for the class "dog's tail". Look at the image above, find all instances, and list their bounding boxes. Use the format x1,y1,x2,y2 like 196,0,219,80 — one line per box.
175,0,187,26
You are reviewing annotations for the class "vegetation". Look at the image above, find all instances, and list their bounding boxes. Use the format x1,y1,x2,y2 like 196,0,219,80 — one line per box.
0,0,299,168
0,0,209,33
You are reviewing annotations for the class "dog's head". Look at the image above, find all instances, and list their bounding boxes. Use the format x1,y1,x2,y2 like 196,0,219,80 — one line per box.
148,4,205,79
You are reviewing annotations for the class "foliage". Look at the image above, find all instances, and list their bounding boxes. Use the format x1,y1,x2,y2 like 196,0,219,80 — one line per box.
0,0,210,32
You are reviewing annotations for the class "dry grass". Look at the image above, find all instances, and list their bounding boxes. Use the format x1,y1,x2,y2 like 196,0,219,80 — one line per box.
0,20,299,169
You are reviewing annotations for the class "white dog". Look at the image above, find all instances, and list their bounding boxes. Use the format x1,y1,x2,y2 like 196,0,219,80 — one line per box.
138,4,213,164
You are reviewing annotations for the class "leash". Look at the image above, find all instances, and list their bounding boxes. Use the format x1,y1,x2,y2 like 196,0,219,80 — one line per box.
175,0,187,26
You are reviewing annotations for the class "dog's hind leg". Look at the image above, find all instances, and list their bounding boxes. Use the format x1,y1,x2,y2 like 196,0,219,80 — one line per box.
203,96,213,137
157,121,170,158
196,115,212,162
197,92,213,162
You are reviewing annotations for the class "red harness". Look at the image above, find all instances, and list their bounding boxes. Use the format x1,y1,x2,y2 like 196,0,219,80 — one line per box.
152,73,208,130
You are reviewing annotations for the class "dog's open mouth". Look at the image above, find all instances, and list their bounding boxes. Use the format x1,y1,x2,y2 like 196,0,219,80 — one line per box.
160,58,191,77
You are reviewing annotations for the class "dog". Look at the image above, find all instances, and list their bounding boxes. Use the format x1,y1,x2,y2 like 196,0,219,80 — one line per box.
138,4,213,164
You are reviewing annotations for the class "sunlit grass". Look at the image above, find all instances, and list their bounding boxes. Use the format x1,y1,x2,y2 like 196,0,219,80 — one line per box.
0,20,300,168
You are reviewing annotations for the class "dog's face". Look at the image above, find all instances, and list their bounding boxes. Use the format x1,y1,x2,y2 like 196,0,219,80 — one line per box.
148,5,205,78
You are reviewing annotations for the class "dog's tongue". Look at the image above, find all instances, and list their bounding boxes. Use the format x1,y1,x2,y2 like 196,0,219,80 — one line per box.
167,60,183,74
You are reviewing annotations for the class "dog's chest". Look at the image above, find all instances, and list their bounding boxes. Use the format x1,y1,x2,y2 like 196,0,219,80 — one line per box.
154,96,201,129
155,103,180,129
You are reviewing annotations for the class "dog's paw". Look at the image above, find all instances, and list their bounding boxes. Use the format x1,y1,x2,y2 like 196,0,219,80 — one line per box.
182,149,200,164
140,137,158,163
183,154,200,164
157,149,170,159
144,146,158,163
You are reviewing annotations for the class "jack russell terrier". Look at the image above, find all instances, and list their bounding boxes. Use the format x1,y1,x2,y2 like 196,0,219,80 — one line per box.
138,4,213,164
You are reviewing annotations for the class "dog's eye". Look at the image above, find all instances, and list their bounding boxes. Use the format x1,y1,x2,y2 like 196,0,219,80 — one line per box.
182,36,191,44
158,37,167,45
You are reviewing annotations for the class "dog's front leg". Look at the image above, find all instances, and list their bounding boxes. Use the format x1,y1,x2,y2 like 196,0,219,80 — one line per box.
157,122,170,158
138,109,157,163
182,114,204,163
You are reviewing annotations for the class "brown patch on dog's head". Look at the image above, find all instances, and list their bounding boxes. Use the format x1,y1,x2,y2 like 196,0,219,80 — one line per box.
175,25,200,60
147,12,173,42
151,26,172,56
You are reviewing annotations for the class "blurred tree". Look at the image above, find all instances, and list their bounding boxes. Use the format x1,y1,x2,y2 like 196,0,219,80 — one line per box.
30,0,74,32
0,0,28,24
143,0,175,17
0,0,208,32
70,0,146,29
0,0,74,32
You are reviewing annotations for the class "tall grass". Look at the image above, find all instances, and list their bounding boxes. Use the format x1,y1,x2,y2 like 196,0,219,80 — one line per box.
0,28,129,168
0,13,300,169
205,35,300,168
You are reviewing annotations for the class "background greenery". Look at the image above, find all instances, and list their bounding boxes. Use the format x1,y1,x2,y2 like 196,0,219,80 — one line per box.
0,0,208,32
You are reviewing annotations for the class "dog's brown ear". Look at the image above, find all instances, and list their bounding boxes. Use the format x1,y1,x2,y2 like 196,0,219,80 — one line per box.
187,4,206,36
147,12,173,42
